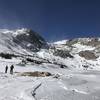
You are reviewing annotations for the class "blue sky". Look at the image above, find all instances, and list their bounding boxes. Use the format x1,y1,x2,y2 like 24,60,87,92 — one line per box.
0,0,100,41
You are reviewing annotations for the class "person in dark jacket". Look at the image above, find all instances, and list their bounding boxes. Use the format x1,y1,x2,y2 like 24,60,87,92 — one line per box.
10,65,14,74
5,66,8,73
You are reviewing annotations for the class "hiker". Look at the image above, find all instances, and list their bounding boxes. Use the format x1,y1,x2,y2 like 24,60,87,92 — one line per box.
10,65,14,74
5,66,8,73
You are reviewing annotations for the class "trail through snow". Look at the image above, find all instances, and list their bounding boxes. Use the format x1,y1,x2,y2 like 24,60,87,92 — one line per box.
0,73,36,100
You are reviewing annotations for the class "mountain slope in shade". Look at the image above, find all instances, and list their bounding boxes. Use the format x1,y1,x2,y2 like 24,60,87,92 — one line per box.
0,28,48,55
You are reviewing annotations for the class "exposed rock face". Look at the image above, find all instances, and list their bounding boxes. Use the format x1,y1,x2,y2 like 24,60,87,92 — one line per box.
66,39,78,46
66,38,100,47
79,50,98,60
20,71,52,77
0,28,48,54
80,38,100,47
13,29,48,52
53,49,73,58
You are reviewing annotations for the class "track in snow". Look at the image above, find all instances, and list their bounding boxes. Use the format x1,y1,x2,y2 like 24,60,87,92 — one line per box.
0,73,37,100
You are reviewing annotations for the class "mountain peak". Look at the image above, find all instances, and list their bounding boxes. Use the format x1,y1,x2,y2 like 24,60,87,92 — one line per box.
0,28,48,54
0,28,30,36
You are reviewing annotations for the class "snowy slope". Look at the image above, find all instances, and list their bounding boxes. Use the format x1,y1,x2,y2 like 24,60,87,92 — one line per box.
0,28,47,55
0,57,100,100
0,35,100,100
0,29,99,71
36,38,100,70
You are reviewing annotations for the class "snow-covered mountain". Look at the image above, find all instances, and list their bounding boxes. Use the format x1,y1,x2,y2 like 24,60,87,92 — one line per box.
37,37,100,70
0,30,100,100
0,28,100,70
0,28,48,55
